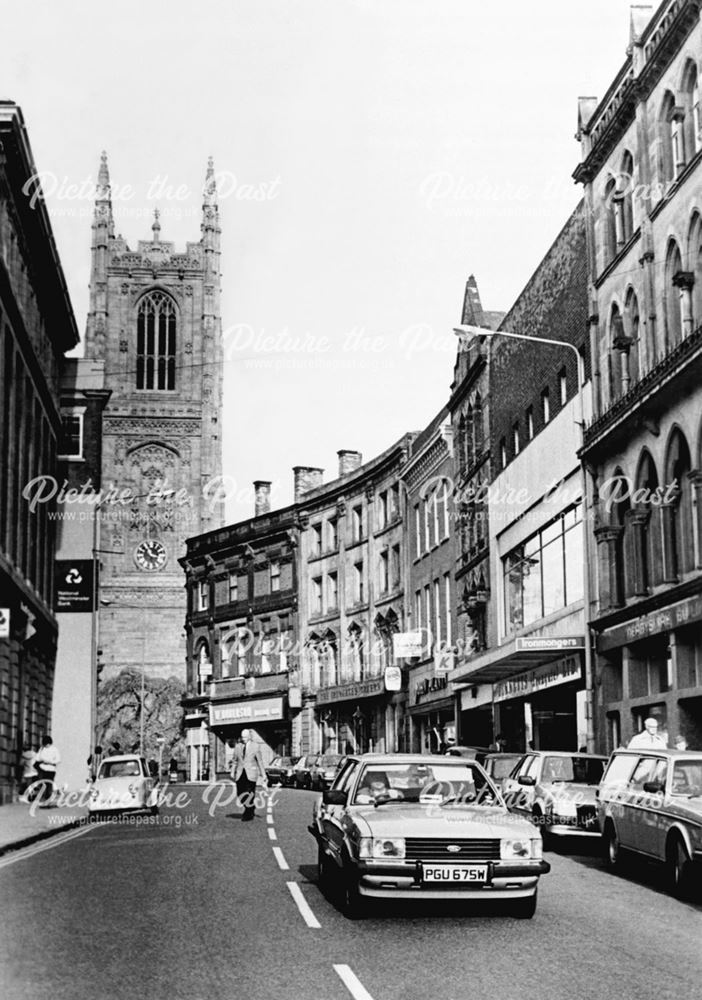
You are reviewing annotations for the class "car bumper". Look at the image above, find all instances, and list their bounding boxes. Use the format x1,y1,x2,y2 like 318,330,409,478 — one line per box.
354,859,549,900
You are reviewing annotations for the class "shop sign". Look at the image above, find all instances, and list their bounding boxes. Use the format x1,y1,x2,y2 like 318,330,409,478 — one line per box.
288,686,302,708
317,678,385,705
199,660,213,677
414,674,449,704
515,636,583,652
493,656,582,703
384,666,402,691
210,696,284,726
54,560,94,612
0,608,9,638
393,631,424,658
600,594,702,651
433,648,455,674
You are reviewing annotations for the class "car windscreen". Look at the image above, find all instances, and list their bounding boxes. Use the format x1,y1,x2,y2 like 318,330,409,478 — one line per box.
351,762,497,806
98,760,142,779
489,756,522,780
542,756,605,784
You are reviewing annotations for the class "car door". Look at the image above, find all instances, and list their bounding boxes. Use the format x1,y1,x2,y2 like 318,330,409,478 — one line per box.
320,761,360,866
629,756,667,856
502,755,535,814
598,752,638,847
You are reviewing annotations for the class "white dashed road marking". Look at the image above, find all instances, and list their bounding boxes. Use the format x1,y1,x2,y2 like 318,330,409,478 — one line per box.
268,828,277,841
286,881,322,929
266,814,274,824
334,964,376,1000
272,845,289,870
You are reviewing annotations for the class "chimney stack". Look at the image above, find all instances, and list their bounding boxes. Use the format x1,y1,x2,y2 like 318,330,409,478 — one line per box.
337,450,363,477
253,481,272,517
293,466,324,503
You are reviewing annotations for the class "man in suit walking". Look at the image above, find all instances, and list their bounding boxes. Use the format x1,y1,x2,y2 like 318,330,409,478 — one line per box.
230,729,266,821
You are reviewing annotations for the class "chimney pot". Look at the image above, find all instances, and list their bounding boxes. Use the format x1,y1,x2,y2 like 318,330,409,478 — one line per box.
253,480,272,517
337,450,363,477
293,466,324,503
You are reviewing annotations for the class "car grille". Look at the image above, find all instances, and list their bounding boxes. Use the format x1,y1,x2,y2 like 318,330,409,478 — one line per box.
576,805,598,830
404,838,501,862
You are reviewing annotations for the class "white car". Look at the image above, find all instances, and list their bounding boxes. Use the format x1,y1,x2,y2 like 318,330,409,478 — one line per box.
89,755,160,818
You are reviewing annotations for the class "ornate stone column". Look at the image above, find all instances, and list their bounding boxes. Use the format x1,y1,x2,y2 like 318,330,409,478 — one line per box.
594,524,623,613
672,271,695,340
625,506,651,597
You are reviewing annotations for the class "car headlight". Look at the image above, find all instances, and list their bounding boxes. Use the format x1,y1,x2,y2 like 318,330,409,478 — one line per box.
128,783,137,796
500,838,542,860
358,837,406,859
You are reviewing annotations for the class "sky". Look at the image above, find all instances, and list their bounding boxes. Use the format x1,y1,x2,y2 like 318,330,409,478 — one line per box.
4,0,638,522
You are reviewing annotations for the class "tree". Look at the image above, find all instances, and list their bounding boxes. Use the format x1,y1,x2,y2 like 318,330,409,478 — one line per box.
97,669,186,762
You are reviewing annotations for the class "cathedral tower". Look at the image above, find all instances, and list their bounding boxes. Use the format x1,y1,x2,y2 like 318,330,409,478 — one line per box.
86,154,224,683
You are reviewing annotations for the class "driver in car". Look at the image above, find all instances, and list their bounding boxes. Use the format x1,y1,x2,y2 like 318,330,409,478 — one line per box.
356,772,402,802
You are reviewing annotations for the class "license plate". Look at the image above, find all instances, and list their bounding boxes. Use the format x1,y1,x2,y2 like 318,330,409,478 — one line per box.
422,865,488,883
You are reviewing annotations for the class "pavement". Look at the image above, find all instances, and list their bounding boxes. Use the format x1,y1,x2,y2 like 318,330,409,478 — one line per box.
0,797,89,855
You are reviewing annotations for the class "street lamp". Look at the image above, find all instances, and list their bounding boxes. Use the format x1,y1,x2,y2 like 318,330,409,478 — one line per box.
453,324,595,753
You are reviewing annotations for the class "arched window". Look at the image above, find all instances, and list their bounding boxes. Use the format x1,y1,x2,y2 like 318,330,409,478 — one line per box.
665,240,684,347
465,405,474,468
196,641,211,695
624,288,640,386
457,415,466,474
347,622,364,682
665,430,693,578
136,291,177,391
473,394,483,456
635,450,661,591
305,633,321,690
603,177,618,261
611,471,630,605
682,61,701,160
660,91,682,184
609,303,626,401
619,151,634,243
688,212,702,329
320,630,338,688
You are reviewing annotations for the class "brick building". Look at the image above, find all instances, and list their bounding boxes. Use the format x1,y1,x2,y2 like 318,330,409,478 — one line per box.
0,102,80,801
575,0,702,751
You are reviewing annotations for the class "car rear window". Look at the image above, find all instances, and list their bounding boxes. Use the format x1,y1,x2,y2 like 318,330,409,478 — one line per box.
542,756,605,784
99,760,141,778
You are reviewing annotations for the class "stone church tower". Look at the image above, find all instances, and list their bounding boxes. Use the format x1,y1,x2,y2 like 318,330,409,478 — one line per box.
85,153,224,683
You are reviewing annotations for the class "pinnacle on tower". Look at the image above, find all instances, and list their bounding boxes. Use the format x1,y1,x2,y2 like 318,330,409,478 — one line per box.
152,207,161,242
203,156,218,208
93,150,114,236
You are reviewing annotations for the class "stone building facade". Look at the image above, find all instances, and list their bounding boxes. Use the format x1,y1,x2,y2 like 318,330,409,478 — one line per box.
85,154,224,689
575,0,702,751
0,102,80,801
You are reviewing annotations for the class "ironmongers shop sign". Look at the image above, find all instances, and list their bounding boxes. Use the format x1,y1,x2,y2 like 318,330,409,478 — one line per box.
317,678,385,705
599,594,702,651
493,656,582,703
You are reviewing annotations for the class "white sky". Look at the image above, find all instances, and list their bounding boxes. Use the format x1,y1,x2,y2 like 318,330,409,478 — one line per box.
4,0,637,522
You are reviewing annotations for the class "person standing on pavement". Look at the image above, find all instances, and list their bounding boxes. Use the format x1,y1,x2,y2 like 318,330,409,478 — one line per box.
34,736,60,805
230,729,266,821
627,717,667,749
18,743,37,799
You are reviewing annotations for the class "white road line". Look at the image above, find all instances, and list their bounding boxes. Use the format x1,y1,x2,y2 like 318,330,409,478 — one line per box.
267,828,277,841
272,845,289,870
0,823,95,870
266,814,274,825
334,965,375,1000
286,881,321,929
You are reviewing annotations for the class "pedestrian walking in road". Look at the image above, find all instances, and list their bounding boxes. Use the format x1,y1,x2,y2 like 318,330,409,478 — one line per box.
627,718,667,749
18,743,37,800
673,734,688,751
230,729,266,821
34,737,61,805
87,745,103,782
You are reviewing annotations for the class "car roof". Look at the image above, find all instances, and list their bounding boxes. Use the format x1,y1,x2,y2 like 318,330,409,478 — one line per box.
531,751,608,759
100,754,143,763
341,753,485,765
612,748,702,758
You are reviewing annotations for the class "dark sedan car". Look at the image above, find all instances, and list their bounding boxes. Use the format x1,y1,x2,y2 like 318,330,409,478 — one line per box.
310,753,343,791
265,755,297,787
293,754,320,789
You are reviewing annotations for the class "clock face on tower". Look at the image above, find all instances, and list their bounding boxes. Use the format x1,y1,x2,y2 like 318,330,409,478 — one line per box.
134,539,167,572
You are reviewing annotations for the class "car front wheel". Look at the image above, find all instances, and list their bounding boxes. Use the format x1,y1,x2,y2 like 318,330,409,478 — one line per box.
667,834,691,900
603,823,622,871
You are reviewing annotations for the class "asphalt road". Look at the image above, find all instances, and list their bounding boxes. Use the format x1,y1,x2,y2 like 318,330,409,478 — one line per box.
1,785,701,1000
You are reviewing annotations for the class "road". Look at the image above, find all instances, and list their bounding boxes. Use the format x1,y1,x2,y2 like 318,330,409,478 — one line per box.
1,785,701,1000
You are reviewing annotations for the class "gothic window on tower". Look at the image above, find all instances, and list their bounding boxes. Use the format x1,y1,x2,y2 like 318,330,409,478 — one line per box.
136,291,177,391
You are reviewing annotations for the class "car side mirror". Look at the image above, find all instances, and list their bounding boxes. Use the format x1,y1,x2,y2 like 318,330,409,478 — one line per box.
643,781,664,794
518,775,536,787
323,789,348,806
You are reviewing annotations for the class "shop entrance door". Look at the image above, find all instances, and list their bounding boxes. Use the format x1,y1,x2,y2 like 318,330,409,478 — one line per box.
532,687,577,750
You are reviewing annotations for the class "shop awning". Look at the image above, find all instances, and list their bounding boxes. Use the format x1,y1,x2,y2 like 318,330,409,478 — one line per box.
451,636,584,685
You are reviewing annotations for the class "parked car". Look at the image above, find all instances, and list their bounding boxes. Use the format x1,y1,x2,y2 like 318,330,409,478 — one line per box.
501,750,608,845
482,753,524,791
597,747,702,899
444,745,490,762
308,753,550,918
88,755,160,819
265,755,297,787
293,754,320,789
310,753,343,791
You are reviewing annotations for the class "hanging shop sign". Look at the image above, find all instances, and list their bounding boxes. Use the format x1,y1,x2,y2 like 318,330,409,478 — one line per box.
433,647,455,674
384,666,402,691
54,560,94,612
317,678,385,705
393,631,424,659
288,686,302,709
493,655,582,703
0,608,9,638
